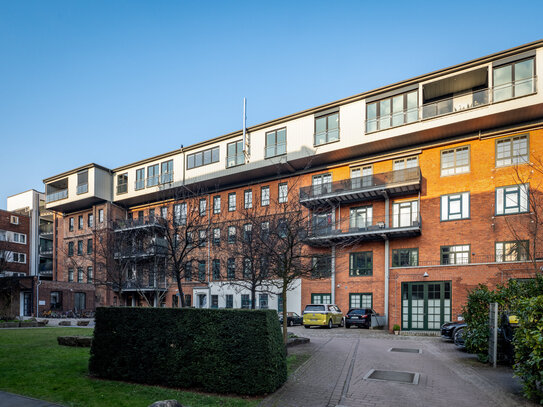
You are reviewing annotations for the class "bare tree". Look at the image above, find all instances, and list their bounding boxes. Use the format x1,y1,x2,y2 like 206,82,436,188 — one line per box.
0,249,9,275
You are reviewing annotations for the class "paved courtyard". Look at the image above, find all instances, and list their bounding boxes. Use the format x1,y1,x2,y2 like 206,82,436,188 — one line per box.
261,326,536,407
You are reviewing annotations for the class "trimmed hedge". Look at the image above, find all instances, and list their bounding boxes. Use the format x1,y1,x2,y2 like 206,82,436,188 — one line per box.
89,307,286,395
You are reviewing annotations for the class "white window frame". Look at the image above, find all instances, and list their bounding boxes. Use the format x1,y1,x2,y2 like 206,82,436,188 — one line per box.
244,190,253,209
278,183,288,204
261,186,270,206
393,156,418,171
496,184,529,215
213,195,221,214
441,192,470,221
496,135,528,167
392,200,419,227
228,193,236,212
441,146,470,176
10,215,19,225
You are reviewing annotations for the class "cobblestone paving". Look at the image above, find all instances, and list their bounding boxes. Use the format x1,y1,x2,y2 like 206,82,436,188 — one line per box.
261,326,537,407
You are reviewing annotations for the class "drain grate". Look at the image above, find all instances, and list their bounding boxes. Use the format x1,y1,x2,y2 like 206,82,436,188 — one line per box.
364,369,420,385
389,347,422,354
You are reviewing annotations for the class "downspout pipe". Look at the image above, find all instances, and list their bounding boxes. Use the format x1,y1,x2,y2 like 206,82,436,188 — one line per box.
384,195,390,329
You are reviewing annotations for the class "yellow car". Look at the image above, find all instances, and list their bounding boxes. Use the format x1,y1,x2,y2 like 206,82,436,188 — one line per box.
303,304,344,328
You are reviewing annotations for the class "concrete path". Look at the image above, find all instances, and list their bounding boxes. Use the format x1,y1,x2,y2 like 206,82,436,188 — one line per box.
0,391,64,406
261,326,536,407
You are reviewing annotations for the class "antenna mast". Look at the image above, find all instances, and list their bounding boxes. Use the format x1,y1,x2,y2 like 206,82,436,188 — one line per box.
242,97,247,156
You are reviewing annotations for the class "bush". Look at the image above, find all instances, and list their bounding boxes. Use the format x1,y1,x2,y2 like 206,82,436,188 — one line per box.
89,307,286,395
513,296,543,403
462,276,543,356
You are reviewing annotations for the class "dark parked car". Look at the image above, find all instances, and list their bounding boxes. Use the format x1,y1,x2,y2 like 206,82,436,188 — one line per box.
453,326,466,349
441,321,466,340
279,312,303,326
344,308,376,329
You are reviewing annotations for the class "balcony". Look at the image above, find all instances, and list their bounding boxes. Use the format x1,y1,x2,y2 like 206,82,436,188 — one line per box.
39,223,54,236
146,175,159,187
46,189,68,203
114,245,168,259
227,153,245,168
306,214,421,247
265,143,287,158
299,167,421,208
160,172,174,184
38,261,53,276
117,183,128,194
113,216,166,231
122,277,168,291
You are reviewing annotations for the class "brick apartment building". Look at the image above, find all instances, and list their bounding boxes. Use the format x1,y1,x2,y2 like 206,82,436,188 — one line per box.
39,40,543,330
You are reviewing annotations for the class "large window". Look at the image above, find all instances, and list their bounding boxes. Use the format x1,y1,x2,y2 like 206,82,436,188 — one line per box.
259,294,269,309
228,193,236,212
392,248,419,267
350,206,373,229
496,184,529,215
496,241,529,262
187,147,220,169
199,198,207,217
213,195,221,214
366,90,418,133
212,259,221,280
351,166,373,188
77,267,84,283
392,200,418,227
225,294,233,308
87,239,93,255
135,168,145,190
69,217,74,232
241,294,251,309
311,255,331,278
227,258,236,280
265,128,286,158
68,268,74,282
441,146,470,176
493,58,535,102
278,183,288,203
147,164,159,187
77,170,88,194
314,112,339,146
74,292,86,311
68,242,74,257
198,260,206,282
87,266,93,283
244,189,253,209
50,292,62,310
228,226,236,244
441,245,470,265
117,173,128,194
311,293,331,304
161,160,173,184
496,135,528,167
393,156,418,170
349,252,373,276
349,293,373,309
441,192,470,221
227,140,244,168
261,186,270,206
77,240,83,255
213,228,221,246
312,173,332,196
174,202,187,225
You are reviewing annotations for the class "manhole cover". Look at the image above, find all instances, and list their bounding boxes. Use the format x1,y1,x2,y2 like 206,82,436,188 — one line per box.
364,369,420,385
389,347,421,354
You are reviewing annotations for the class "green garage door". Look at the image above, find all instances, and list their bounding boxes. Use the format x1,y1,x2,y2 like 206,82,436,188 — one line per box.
401,281,451,330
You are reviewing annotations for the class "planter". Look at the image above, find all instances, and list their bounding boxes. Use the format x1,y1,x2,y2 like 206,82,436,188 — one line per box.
19,322,38,328
57,336,92,347
0,322,19,328
58,321,71,326
77,321,89,326
394,330,399,335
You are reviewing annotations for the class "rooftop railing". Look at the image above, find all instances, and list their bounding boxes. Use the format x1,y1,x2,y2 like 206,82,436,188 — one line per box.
46,189,68,203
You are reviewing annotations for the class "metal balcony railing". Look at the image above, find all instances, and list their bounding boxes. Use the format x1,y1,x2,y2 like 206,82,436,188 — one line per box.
122,277,168,291
113,245,168,259
306,213,421,246
46,189,68,203
299,167,421,207
365,76,537,133
39,223,53,235
391,252,543,268
113,216,166,231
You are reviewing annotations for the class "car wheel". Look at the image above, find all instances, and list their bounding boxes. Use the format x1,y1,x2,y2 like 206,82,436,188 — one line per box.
339,318,344,327
454,328,464,347
345,323,350,329
328,319,333,329
288,320,293,327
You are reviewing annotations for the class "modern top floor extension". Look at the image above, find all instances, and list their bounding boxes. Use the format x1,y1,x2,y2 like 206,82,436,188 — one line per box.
44,40,543,215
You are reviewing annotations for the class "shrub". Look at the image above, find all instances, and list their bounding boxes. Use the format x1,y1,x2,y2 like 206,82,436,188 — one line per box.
89,307,286,395
513,296,543,403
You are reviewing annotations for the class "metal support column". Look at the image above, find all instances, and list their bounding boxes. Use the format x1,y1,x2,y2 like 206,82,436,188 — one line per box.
384,196,390,328
331,245,336,304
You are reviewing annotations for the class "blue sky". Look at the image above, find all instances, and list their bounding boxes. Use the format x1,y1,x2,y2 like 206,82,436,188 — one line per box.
1,0,543,209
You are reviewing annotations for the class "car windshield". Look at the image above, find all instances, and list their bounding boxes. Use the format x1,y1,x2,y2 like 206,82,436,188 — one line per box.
348,309,369,315
305,305,325,312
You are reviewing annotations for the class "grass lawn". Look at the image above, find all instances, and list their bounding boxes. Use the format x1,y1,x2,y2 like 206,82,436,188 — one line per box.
0,328,261,407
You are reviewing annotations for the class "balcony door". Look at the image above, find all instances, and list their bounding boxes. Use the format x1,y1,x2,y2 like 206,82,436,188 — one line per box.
393,201,418,228
312,173,332,196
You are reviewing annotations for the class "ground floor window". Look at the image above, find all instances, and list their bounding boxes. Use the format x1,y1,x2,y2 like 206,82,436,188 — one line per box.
172,294,178,308
277,293,283,312
349,293,372,309
311,293,331,304
74,292,86,311
225,294,233,308
211,295,218,308
259,294,268,309
184,294,192,307
241,294,250,309
50,291,62,310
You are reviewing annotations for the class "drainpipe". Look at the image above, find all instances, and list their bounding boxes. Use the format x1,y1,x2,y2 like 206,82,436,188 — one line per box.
384,195,390,329
36,276,41,317
331,245,336,304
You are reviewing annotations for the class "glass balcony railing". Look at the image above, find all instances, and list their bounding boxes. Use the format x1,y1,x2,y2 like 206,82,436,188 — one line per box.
146,175,159,187
226,153,245,168
265,143,287,158
365,76,537,133
39,223,53,235
46,189,68,203
160,172,173,184
135,179,145,190
117,183,128,194
76,183,88,194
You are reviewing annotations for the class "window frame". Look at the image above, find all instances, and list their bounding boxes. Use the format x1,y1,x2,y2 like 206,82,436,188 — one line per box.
261,186,270,206
213,195,221,214
311,255,332,278
366,90,418,133
187,146,220,170
244,189,253,209
349,293,373,309
117,173,128,194
314,111,339,146
349,251,373,276
440,145,470,176
226,140,245,168
135,168,145,190
147,164,159,187
440,244,471,265
495,134,529,168
278,183,288,204
311,293,332,304
495,184,529,215
228,192,236,212
440,192,470,221
265,127,287,158
392,248,419,267
495,240,529,262
199,198,207,217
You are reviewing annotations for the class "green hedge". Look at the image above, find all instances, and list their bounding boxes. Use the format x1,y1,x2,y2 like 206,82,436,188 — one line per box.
89,307,286,395
513,296,543,403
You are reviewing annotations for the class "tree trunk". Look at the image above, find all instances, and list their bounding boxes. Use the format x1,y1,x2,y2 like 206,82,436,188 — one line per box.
282,284,288,345
177,278,185,308
251,286,256,309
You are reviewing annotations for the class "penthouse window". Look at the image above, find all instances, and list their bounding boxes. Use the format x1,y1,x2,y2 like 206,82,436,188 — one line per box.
135,168,145,190
227,140,244,168
496,135,528,167
77,170,88,194
441,245,470,265
265,128,286,158
493,58,535,102
117,173,128,194
496,241,529,262
314,111,339,146
187,147,219,170
441,146,470,176
496,184,529,215
366,90,418,133
147,164,159,187
161,160,173,184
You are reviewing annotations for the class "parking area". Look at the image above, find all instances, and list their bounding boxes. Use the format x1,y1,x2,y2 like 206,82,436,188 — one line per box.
261,326,535,407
